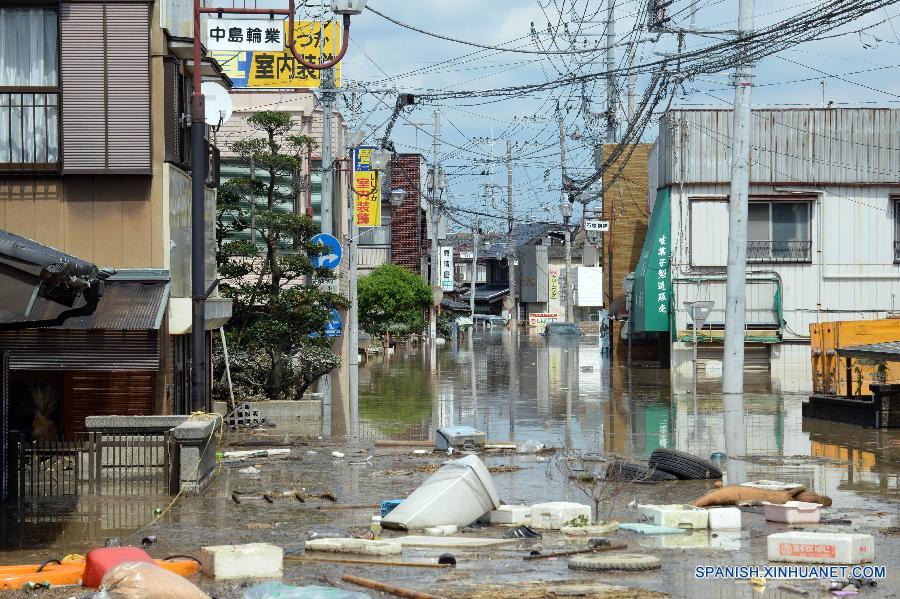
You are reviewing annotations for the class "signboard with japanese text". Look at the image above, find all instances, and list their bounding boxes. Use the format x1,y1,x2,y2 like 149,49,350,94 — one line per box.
440,246,454,291
209,20,341,89
632,188,671,332
206,18,284,52
548,266,560,301
353,146,381,227
584,220,610,232
528,312,559,333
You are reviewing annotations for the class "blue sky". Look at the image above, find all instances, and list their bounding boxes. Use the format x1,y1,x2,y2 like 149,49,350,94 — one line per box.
211,0,900,231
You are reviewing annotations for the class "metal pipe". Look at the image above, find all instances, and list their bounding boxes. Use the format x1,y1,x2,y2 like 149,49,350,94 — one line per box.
191,0,208,413
721,0,755,485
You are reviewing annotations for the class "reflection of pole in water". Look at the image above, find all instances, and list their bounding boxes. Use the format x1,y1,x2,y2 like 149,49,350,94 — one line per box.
469,332,477,430
566,346,574,448
508,328,518,441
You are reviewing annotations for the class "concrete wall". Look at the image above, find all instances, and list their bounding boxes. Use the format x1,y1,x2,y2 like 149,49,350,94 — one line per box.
213,399,322,436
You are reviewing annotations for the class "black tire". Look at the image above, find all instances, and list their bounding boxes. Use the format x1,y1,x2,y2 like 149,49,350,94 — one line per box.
606,461,677,483
648,448,722,480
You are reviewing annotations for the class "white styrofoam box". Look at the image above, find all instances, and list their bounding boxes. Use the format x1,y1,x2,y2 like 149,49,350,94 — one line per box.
741,480,805,492
763,501,821,524
650,530,710,549
638,504,709,530
305,538,402,556
530,502,592,530
490,505,531,525
767,532,875,564
200,543,283,579
708,507,742,530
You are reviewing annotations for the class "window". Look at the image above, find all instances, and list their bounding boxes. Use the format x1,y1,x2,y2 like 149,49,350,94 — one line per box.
0,7,59,170
747,201,811,262
894,199,900,263
457,262,487,284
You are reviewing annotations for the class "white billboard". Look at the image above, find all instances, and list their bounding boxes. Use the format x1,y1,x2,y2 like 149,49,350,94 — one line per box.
206,18,284,52
574,266,604,307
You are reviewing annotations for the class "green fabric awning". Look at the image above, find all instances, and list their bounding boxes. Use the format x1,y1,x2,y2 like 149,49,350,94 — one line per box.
633,188,671,333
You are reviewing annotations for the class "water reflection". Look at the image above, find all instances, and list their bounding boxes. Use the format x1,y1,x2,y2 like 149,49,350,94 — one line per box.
357,329,899,507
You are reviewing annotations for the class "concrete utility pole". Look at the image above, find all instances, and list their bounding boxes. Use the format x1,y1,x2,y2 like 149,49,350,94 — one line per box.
430,110,442,340
506,140,517,329
722,0,755,485
627,42,636,124
190,0,209,413
321,70,335,235
470,219,479,320
605,0,617,143
558,116,574,323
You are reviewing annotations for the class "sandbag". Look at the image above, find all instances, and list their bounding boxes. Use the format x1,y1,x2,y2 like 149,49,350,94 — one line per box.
692,485,805,507
794,491,833,507
99,562,208,599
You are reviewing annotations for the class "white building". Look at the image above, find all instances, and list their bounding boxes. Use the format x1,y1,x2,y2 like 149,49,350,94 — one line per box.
650,108,900,391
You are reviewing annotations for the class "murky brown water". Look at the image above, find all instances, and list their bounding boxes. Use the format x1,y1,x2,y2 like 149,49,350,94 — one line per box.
2,330,898,598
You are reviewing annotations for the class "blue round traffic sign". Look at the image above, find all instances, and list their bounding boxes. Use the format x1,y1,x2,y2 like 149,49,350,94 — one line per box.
311,233,342,270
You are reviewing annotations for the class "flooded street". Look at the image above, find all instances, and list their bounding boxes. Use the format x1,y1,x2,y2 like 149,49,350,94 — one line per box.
2,331,899,598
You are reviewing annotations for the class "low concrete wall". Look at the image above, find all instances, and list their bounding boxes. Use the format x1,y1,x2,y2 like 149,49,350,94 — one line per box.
85,415,222,494
213,399,322,436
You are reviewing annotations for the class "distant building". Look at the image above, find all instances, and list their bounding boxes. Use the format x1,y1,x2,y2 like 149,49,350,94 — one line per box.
640,107,900,389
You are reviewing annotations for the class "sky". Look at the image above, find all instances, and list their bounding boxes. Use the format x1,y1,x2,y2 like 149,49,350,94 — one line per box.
209,0,900,232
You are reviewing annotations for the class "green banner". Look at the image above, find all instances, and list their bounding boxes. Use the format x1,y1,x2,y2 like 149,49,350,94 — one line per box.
633,188,671,332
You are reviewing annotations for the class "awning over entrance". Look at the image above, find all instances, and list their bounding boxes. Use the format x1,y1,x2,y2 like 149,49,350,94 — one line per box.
632,188,671,333
0,272,169,371
459,284,510,304
836,341,900,361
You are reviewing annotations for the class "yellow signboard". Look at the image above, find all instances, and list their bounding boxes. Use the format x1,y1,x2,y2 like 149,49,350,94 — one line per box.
353,147,380,226
209,20,341,89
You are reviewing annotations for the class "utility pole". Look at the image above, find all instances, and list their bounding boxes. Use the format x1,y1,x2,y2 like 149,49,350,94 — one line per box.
190,0,208,413
605,0,617,143
626,42,636,124
319,65,336,436
470,219,479,320
558,115,573,323
506,140,517,329
722,0,755,485
430,110,442,340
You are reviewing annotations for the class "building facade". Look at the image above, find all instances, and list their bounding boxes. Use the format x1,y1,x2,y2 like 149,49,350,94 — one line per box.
0,0,231,432
649,108,900,390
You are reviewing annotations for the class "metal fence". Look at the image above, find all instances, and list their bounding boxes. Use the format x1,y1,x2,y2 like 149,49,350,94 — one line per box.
16,431,174,499
747,240,811,262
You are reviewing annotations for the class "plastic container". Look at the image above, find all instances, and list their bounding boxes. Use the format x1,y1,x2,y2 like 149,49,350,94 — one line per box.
638,504,709,530
380,500,403,518
708,507,742,530
82,547,155,589
434,426,486,451
767,532,874,564
530,502,592,530
763,501,822,524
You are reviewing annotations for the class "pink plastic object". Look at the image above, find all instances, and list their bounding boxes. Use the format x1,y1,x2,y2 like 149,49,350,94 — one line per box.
82,547,154,588
762,501,822,524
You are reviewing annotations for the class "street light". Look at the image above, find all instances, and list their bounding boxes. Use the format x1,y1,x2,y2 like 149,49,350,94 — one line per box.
389,188,406,207
347,130,366,149
560,200,574,323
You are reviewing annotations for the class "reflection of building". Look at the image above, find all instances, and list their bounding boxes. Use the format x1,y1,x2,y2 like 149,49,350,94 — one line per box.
642,108,900,388
0,3,231,424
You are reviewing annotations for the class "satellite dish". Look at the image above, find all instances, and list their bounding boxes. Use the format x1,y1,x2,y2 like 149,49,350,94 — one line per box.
201,82,233,127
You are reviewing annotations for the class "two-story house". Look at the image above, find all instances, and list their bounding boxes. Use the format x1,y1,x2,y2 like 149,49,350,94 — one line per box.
0,0,232,438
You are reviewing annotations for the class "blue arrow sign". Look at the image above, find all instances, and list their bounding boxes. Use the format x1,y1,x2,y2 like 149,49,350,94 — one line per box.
311,233,342,270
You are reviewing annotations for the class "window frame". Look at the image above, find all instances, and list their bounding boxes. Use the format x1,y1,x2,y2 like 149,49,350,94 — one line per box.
746,198,812,263
0,5,61,173
894,198,900,264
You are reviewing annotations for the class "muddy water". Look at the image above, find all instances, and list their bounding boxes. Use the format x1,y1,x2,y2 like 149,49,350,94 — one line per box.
2,330,898,598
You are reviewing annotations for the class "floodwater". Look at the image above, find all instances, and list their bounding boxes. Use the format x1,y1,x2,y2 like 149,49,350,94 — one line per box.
2,330,899,598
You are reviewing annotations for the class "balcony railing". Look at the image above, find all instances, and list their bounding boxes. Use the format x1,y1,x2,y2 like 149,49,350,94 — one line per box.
0,91,60,171
747,240,811,263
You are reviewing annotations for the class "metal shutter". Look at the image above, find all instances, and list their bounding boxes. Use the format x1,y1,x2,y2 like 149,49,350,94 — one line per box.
61,2,150,174
0,330,160,371
106,2,150,172
60,2,106,172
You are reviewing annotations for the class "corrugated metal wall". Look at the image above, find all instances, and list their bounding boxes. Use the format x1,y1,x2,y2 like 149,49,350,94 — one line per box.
658,109,900,186
0,330,159,371
61,2,151,174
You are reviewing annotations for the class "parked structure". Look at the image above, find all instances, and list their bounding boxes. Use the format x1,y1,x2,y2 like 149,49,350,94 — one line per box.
645,108,900,389
0,2,232,423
